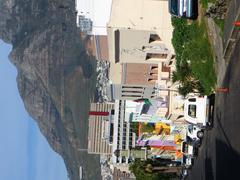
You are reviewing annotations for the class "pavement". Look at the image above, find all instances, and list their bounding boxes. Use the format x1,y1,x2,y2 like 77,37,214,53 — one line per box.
207,0,240,85
206,18,226,85
223,0,240,61
186,0,240,180
187,36,240,180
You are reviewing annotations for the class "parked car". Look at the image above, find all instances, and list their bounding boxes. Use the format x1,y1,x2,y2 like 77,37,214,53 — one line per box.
180,166,188,180
182,154,193,169
184,95,214,129
181,141,197,157
187,124,204,140
168,0,198,19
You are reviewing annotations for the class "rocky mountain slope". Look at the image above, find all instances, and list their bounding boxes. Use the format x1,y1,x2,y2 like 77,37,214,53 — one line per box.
0,0,100,179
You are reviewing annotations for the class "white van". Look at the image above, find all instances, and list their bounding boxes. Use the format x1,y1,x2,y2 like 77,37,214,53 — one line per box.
184,95,214,128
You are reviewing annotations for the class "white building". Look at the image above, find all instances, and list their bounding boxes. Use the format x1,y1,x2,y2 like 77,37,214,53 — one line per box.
75,0,112,35
112,100,137,171
107,0,175,64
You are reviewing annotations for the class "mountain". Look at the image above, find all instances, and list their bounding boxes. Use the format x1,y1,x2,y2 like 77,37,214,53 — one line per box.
0,0,101,179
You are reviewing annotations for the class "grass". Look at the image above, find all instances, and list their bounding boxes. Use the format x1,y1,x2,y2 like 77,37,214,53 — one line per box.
200,0,217,8
214,19,225,37
200,0,226,38
172,17,217,95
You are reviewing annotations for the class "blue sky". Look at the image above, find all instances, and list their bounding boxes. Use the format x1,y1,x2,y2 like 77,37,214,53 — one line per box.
0,40,68,180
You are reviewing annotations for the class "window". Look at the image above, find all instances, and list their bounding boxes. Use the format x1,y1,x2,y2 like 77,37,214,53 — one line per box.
111,109,115,115
150,73,158,76
170,0,178,16
122,156,126,163
181,142,188,153
188,98,196,102
188,105,197,118
122,95,141,97
147,78,156,83
122,86,142,89
151,66,158,71
122,90,142,93
188,124,193,133
171,55,176,59
146,53,168,60
149,34,161,43
114,30,120,63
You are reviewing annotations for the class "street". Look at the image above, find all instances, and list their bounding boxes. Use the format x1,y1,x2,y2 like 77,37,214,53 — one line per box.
187,4,240,179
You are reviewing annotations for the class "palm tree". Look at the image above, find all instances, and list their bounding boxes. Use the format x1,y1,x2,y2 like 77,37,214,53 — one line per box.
172,62,204,96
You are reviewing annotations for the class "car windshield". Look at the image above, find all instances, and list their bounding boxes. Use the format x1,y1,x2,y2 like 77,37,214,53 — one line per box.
188,124,193,133
188,98,196,102
182,155,187,163
182,142,188,153
188,105,196,118
170,0,178,15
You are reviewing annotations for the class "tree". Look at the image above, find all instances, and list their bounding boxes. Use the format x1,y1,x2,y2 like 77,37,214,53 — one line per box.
172,62,204,96
141,123,155,133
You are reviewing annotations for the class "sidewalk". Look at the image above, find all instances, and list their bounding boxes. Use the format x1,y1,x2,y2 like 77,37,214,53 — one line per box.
223,0,240,61
206,18,226,86
206,0,240,86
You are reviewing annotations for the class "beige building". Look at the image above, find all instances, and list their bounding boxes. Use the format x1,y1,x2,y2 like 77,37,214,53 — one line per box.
106,0,176,102
108,62,173,101
88,103,114,155
122,63,158,85
109,63,160,100
106,0,183,121
107,0,174,64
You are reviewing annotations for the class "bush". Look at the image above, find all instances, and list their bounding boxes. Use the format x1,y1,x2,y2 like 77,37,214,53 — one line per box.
141,123,155,133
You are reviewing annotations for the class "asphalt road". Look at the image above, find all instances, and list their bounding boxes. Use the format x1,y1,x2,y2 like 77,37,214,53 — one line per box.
187,33,240,180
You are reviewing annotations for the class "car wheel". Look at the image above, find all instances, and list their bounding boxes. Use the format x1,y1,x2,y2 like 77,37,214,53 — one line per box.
207,121,213,129
208,93,215,103
197,131,204,138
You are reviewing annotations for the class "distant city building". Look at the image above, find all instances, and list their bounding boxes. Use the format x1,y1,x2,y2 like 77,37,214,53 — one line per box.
75,0,112,35
88,103,115,155
113,167,134,180
77,15,93,34
112,100,137,166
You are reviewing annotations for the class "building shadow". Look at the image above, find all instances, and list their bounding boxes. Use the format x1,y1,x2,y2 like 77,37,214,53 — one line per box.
215,139,240,180
205,157,214,180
